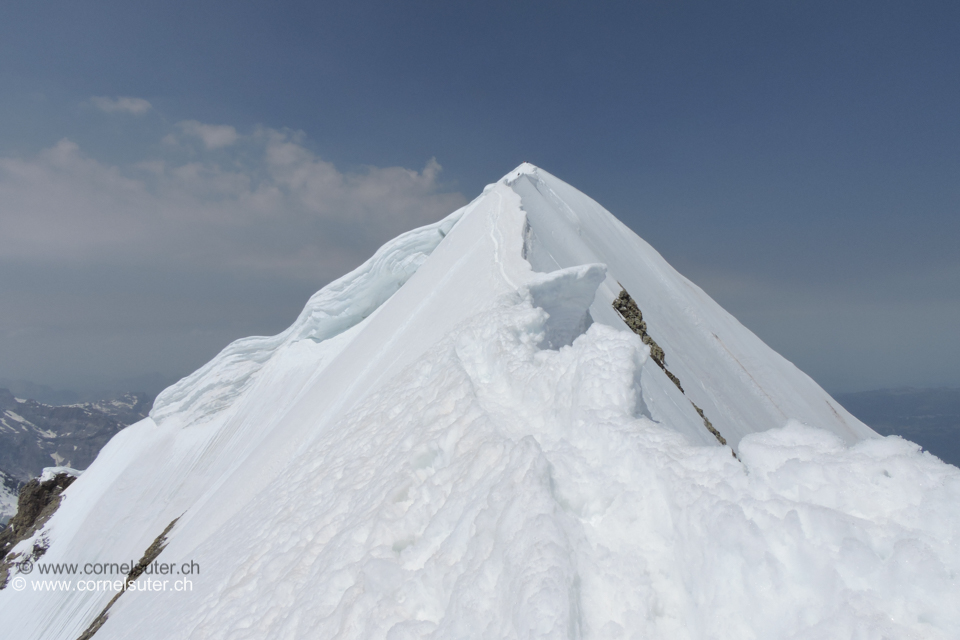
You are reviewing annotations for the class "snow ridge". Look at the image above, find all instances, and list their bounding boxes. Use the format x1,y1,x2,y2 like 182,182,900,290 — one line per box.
1,165,958,640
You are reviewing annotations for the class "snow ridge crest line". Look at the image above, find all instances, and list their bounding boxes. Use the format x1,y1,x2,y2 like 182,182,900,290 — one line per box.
149,210,465,427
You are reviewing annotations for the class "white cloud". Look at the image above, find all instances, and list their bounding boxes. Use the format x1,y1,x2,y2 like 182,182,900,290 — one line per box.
176,121,240,149
0,128,466,278
88,96,153,115
0,122,467,387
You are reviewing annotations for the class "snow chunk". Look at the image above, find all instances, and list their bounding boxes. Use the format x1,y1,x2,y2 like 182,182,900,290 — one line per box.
38,466,82,483
527,263,606,349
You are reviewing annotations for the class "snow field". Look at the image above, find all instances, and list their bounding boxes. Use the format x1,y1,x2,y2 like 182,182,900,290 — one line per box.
109,286,960,639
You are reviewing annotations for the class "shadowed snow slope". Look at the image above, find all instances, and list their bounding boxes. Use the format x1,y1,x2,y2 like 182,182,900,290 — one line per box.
1,165,957,640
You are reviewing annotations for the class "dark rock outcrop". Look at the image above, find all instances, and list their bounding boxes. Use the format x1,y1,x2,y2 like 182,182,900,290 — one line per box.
76,518,179,640
0,472,77,588
613,290,666,367
613,287,731,450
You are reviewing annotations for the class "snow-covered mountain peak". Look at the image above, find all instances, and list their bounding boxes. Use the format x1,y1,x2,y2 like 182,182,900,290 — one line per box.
2,166,957,640
499,161,541,184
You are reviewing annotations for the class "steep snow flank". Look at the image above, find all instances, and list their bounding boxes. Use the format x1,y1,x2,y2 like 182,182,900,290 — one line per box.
508,164,876,451
151,211,464,426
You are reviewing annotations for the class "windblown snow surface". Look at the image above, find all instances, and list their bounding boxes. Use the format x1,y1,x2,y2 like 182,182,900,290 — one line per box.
1,165,958,640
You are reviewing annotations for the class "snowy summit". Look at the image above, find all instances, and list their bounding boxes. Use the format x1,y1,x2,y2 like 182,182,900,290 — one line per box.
1,165,958,639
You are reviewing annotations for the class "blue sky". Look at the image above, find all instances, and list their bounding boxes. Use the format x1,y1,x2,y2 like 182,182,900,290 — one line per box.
0,0,957,394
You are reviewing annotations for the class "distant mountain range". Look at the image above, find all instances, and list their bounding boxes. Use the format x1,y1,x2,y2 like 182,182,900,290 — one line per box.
835,387,960,468
0,374,174,406
0,389,154,524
